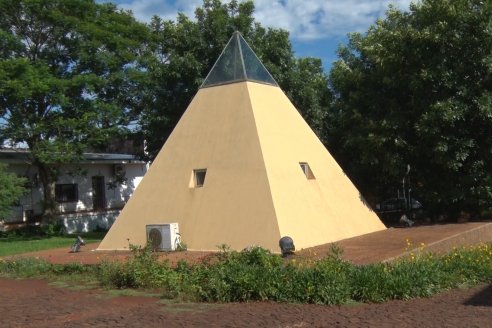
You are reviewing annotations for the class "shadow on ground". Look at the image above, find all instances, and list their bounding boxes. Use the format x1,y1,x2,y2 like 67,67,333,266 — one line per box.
464,284,492,307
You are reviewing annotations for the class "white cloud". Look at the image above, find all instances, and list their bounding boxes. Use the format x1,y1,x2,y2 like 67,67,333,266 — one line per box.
109,0,414,40
253,0,414,40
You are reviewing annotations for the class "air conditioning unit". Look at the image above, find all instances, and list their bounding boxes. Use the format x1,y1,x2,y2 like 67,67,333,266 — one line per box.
146,223,180,251
113,164,124,176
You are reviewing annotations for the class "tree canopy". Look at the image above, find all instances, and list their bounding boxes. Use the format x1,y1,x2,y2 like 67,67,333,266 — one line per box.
0,163,26,220
328,0,492,217
3,0,490,221
0,0,331,219
0,0,148,215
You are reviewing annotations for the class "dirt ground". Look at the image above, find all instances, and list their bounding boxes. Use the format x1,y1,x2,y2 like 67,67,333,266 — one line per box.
11,222,491,266
0,278,490,328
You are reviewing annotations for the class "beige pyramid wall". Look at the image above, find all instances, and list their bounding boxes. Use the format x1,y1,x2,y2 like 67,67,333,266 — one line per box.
98,81,385,252
247,82,385,249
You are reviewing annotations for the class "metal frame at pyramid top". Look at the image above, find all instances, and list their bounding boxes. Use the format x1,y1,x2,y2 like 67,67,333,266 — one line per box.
200,31,279,88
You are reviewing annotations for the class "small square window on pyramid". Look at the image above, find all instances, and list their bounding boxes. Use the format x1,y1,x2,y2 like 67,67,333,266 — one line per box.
201,31,278,88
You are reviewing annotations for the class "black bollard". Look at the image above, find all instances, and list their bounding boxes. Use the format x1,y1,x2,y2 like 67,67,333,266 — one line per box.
279,236,295,257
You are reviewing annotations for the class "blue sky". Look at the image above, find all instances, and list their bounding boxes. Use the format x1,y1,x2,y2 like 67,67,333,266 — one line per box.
101,0,413,71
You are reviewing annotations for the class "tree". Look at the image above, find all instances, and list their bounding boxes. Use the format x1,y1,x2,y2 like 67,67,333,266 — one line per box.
0,0,149,218
140,0,331,158
0,163,26,220
329,0,492,217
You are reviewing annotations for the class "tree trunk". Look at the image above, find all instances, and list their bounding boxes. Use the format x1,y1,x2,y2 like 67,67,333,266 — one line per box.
36,161,57,222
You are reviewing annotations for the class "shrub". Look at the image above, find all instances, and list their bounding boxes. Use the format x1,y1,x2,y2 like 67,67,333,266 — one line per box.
98,260,138,289
0,257,92,278
349,263,388,302
99,244,177,290
273,255,352,304
381,255,443,300
1,243,490,305
0,163,26,220
194,247,284,302
0,221,65,239
0,257,53,277
440,243,492,285
191,246,353,304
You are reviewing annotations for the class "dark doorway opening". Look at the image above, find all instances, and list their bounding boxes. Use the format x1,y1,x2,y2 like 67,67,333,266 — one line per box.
92,176,106,210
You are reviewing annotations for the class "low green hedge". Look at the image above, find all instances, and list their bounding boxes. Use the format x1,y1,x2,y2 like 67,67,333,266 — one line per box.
1,243,491,305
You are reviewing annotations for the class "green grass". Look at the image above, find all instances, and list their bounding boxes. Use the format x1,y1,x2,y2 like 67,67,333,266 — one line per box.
0,232,105,256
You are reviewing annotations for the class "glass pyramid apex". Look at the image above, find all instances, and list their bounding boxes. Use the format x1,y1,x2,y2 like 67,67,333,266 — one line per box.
201,32,278,88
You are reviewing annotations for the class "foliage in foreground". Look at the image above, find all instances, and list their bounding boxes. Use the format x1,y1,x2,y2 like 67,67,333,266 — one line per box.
1,243,491,305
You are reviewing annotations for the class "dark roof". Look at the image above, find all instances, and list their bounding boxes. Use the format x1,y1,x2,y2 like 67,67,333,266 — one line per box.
0,149,145,165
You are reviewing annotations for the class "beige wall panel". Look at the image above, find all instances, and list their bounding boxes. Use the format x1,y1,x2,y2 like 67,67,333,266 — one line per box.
98,83,281,251
247,82,385,250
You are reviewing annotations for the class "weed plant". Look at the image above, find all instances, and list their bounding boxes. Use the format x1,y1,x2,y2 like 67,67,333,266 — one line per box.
1,242,491,305
0,257,95,278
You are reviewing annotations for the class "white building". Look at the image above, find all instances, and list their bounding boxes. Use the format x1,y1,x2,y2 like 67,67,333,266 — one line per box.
0,149,147,232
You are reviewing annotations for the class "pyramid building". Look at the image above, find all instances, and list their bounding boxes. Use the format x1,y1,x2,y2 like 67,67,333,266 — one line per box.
98,32,385,252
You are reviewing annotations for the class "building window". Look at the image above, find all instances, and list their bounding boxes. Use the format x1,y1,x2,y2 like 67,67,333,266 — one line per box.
193,169,207,187
55,184,78,203
299,162,315,179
